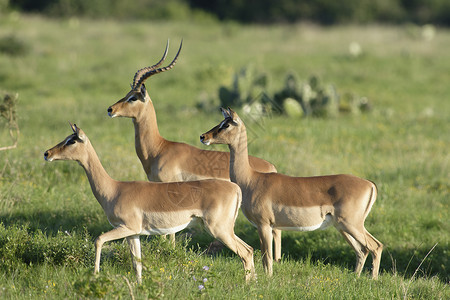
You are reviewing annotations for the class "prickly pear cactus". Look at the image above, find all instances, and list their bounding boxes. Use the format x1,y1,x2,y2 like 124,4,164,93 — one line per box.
273,72,368,117
219,65,269,114
215,67,370,118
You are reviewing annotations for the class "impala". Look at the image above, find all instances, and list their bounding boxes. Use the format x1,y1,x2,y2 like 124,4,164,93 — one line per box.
107,41,281,258
200,108,383,279
44,123,255,283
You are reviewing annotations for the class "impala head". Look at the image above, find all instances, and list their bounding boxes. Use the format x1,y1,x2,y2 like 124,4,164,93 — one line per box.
44,123,88,162
107,40,182,119
200,107,243,146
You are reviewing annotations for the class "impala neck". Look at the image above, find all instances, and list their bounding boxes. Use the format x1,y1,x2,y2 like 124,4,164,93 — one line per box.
228,124,254,186
133,98,165,160
79,141,118,207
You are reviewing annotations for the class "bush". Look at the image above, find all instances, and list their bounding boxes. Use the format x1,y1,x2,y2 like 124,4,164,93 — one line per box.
0,35,29,56
73,270,136,299
0,0,9,13
7,0,450,25
188,0,450,25
0,92,20,151
46,0,192,20
10,0,212,22
0,224,93,273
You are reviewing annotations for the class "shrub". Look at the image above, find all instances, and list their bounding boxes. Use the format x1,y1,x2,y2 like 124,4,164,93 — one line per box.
73,270,135,299
0,0,9,13
188,0,450,25
0,35,29,56
7,0,450,25
12,0,211,22
0,92,20,151
0,224,94,273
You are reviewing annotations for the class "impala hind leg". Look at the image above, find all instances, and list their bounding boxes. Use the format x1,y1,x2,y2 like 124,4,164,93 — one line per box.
338,223,383,279
169,233,176,245
232,235,256,281
205,224,255,281
365,229,383,279
160,233,176,246
221,234,255,281
126,235,142,284
273,229,282,263
258,225,274,276
339,230,369,276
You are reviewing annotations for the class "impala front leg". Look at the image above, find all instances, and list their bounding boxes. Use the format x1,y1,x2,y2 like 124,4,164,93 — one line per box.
258,225,274,276
94,227,138,275
273,228,282,262
160,233,176,246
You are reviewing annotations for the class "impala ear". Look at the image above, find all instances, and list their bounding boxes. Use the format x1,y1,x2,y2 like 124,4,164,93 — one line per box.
69,122,86,142
226,107,239,122
220,107,230,119
69,121,77,134
140,84,147,97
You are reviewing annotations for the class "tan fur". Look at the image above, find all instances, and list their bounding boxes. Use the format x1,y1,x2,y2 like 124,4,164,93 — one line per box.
44,124,255,283
107,82,277,181
200,108,383,279
106,42,281,259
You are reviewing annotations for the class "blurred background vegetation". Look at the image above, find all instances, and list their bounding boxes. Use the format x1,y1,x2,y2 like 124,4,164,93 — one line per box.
0,0,448,297
4,0,450,26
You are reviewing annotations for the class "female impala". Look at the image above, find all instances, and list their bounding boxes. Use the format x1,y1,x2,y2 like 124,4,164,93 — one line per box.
200,108,383,279
107,41,282,259
44,123,255,283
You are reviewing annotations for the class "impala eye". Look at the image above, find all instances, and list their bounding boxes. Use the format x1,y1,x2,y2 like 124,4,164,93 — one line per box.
218,121,230,132
65,137,76,145
127,96,138,102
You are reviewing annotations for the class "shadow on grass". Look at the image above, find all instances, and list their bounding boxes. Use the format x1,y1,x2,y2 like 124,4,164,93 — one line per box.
1,211,447,282
190,227,449,283
0,210,110,238
277,234,448,282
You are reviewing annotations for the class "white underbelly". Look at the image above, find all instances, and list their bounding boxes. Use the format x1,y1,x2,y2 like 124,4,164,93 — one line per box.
140,220,194,235
274,214,332,232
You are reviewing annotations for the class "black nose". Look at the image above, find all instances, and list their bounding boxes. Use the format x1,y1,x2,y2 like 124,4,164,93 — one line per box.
107,107,112,113
44,151,49,160
200,135,204,142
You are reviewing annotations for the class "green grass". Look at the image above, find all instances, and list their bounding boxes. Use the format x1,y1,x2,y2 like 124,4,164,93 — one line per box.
0,13,449,299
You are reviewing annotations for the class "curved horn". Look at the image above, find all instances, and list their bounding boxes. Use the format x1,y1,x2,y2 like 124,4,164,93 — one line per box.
132,40,170,89
133,39,183,90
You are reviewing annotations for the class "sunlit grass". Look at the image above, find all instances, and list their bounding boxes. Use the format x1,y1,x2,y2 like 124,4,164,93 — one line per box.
0,13,448,299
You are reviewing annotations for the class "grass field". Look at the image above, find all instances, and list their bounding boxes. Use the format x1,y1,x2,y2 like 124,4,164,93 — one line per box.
0,13,449,299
